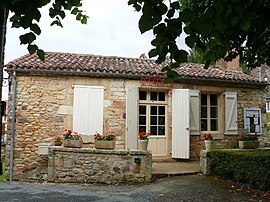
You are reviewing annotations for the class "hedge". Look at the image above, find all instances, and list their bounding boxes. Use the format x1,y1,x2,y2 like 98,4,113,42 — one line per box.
209,149,270,191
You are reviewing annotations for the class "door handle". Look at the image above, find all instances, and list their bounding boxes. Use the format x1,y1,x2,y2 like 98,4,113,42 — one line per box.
186,128,189,130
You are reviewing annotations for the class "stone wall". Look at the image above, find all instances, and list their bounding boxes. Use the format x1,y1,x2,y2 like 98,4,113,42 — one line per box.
189,87,267,159
48,147,152,184
6,75,129,181
5,73,267,181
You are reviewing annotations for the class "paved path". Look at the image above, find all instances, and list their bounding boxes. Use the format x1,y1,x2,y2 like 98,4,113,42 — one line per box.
0,175,269,202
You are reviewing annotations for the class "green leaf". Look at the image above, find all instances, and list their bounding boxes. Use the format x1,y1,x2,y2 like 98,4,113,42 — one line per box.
11,21,20,28
157,3,168,15
81,16,88,24
37,49,45,61
180,9,194,22
76,13,82,21
167,8,175,18
240,20,250,32
30,24,41,35
174,49,188,63
148,48,158,58
19,32,36,45
214,0,224,15
164,76,174,84
215,15,224,30
139,14,154,33
58,10,66,19
27,44,38,55
71,8,78,15
185,35,198,48
134,4,141,11
171,1,180,9
153,23,166,35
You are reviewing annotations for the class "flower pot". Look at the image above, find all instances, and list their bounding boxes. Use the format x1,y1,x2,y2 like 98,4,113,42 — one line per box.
239,141,259,149
63,139,83,148
204,140,214,152
138,139,149,151
94,140,115,150
54,141,62,146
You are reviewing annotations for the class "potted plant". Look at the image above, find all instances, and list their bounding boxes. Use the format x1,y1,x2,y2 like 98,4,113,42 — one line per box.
62,129,83,148
54,134,62,146
237,133,259,149
94,132,116,150
204,133,214,152
138,132,150,151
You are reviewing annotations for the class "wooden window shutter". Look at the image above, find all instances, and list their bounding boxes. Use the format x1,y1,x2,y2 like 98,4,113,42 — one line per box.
73,85,104,135
225,91,238,135
172,89,190,159
125,87,138,150
190,90,200,135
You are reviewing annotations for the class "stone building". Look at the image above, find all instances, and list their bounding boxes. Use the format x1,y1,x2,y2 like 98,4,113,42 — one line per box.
4,52,267,181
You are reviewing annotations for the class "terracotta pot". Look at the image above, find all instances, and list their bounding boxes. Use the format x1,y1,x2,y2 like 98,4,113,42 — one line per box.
54,141,62,146
94,140,115,150
63,139,83,148
239,141,259,149
204,140,214,152
138,139,149,151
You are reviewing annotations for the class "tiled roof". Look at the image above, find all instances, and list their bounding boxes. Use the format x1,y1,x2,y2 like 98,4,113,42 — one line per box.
5,52,262,83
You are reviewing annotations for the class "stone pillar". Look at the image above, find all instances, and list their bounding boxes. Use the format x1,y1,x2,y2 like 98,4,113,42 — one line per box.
200,150,211,175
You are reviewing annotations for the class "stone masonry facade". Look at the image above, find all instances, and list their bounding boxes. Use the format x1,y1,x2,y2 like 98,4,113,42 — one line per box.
5,74,266,181
48,147,152,184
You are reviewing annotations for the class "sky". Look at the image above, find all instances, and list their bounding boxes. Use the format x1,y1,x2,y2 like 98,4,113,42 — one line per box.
3,0,188,100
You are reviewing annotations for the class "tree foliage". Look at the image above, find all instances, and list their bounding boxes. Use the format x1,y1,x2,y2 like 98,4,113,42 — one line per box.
0,0,88,60
128,0,270,73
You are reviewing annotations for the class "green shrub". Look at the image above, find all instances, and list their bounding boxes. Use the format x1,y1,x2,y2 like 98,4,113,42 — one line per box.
209,150,270,191
0,157,5,181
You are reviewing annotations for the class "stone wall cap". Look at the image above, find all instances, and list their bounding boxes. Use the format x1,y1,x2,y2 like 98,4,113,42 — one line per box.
49,146,150,155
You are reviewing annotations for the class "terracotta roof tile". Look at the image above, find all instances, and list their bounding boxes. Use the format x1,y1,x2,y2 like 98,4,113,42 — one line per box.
5,52,262,83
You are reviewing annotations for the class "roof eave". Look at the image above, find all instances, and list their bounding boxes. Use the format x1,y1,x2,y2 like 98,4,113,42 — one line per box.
6,68,266,89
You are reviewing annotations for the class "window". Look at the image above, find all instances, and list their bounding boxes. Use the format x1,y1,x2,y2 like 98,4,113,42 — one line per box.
201,93,218,131
139,91,167,136
266,101,270,113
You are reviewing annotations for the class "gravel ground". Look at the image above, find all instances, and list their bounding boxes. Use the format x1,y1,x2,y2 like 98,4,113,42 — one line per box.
0,174,269,202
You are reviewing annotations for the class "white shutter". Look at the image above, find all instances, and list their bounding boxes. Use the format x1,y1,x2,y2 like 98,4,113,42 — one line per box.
172,89,190,159
190,90,200,135
126,87,138,150
225,91,238,135
73,85,104,135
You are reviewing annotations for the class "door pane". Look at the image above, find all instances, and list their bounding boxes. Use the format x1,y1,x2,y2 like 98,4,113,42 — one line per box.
201,119,207,131
201,106,207,118
151,106,157,115
150,116,157,125
201,94,207,105
150,92,158,101
211,119,218,131
139,91,147,100
139,116,146,125
159,106,165,115
158,126,165,135
210,94,217,105
210,107,218,118
139,105,146,114
139,126,146,133
158,116,165,125
150,126,157,135
159,92,165,101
